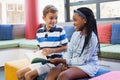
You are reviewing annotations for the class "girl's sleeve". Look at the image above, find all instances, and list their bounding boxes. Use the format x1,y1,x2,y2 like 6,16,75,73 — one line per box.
66,33,98,66
64,32,75,60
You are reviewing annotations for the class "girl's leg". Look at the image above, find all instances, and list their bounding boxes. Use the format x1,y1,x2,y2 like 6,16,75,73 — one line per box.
46,64,63,80
24,69,38,80
16,66,31,80
57,67,89,80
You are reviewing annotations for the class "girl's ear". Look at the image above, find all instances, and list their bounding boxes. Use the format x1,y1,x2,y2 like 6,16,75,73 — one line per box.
83,18,87,24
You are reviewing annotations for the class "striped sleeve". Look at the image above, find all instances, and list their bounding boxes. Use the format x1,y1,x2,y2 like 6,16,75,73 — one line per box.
60,27,68,45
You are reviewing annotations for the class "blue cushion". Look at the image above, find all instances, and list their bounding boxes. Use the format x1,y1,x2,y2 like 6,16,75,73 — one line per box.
111,24,120,44
0,24,13,40
63,26,75,41
95,68,110,77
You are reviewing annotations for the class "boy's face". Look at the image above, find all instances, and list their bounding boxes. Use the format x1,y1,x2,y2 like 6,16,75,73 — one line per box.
43,12,58,29
73,13,86,31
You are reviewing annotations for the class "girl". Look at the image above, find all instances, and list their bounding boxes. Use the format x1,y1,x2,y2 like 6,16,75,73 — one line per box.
46,7,100,80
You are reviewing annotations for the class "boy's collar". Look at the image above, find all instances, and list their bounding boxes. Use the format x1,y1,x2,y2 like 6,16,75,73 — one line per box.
43,25,56,32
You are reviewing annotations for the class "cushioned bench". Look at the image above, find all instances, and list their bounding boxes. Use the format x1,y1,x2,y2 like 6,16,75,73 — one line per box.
1,24,120,60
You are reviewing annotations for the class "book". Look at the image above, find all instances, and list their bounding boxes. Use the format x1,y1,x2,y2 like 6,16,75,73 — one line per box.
24,50,47,63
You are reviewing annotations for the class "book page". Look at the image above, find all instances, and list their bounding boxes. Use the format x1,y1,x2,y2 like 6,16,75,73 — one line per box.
24,50,47,62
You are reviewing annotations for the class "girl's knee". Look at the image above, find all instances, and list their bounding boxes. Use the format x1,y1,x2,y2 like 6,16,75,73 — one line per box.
58,71,70,80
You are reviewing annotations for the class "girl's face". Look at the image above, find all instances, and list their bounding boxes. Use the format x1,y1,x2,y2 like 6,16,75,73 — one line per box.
43,12,58,30
73,13,86,31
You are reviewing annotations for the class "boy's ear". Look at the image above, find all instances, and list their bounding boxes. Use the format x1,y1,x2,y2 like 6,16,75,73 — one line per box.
42,16,45,21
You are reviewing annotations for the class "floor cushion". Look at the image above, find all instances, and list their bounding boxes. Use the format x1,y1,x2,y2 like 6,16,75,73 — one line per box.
89,71,120,80
4,59,30,80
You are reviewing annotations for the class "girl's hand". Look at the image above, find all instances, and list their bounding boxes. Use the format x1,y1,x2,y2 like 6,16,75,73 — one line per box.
61,63,68,71
50,58,66,65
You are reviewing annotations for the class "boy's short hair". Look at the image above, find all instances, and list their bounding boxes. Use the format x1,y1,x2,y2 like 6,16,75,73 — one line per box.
43,5,58,16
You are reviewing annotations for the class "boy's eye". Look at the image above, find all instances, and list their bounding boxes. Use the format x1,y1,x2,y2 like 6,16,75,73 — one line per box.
49,17,57,20
50,17,53,20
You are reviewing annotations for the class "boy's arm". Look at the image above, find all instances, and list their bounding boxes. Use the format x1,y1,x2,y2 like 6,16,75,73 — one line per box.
41,45,67,56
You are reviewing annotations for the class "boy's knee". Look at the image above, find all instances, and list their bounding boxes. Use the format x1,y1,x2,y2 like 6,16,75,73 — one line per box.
16,70,23,79
25,72,32,80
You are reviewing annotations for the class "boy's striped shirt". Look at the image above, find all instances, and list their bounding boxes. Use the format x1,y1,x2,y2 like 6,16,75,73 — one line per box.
36,26,68,49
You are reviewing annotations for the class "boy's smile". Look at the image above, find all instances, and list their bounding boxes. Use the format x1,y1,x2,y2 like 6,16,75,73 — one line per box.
43,12,58,31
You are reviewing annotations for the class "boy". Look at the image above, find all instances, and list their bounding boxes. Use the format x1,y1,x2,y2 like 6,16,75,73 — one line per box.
17,5,68,80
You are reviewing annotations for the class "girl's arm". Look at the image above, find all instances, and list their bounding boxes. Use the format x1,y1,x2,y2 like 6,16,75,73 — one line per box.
50,58,66,65
66,33,99,66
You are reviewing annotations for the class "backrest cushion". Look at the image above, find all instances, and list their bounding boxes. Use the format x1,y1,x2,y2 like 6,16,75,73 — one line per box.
97,24,112,44
111,24,120,44
0,24,13,40
63,26,75,42
13,24,25,39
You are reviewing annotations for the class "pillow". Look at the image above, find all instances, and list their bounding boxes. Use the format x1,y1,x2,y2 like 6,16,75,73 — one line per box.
111,24,120,44
63,26,75,41
97,24,112,44
0,25,13,40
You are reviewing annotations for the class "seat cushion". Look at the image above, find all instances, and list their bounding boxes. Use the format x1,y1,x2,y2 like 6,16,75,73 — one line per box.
0,39,25,49
100,45,120,59
0,25,13,40
19,39,38,49
100,44,112,48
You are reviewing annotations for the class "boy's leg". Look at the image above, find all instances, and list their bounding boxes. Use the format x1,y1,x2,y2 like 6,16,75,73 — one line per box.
16,66,31,80
25,69,38,80
17,63,42,80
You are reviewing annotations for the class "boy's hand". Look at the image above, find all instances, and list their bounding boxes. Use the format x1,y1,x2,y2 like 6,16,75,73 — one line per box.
41,48,54,56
